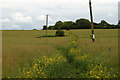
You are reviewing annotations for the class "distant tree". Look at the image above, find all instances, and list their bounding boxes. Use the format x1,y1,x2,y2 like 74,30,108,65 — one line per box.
93,22,99,25
118,20,120,25
115,25,120,28
48,26,54,30
76,19,91,29
46,18,117,30
33,29,37,30
100,20,110,26
54,21,63,29
43,25,47,30
61,21,77,30
115,20,120,28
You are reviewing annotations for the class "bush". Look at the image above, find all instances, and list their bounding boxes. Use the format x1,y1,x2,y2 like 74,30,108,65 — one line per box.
55,30,65,37
43,25,47,30
33,29,37,30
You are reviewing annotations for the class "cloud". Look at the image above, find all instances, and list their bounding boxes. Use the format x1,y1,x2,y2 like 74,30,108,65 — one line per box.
36,14,55,24
2,24,21,30
37,15,45,21
12,13,33,23
107,13,114,17
0,0,119,30
0,18,10,23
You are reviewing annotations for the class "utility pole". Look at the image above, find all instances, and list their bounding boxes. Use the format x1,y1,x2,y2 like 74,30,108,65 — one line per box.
89,0,95,42
118,1,120,25
46,15,48,37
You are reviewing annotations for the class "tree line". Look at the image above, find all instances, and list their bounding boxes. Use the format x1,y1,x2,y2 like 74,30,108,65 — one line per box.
43,18,120,30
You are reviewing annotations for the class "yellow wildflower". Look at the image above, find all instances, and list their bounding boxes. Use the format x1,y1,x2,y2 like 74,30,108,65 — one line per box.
8,77,10,78
27,72,30,74
90,71,92,75
114,75,117,77
96,76,100,78
100,70,103,73
38,72,40,74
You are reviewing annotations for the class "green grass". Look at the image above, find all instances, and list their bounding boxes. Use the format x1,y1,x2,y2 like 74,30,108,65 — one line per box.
2,30,72,77
0,30,2,79
2,29,118,78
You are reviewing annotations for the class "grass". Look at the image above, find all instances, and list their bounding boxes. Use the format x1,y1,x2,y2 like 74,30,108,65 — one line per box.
2,30,72,77
0,30,2,79
2,29,119,78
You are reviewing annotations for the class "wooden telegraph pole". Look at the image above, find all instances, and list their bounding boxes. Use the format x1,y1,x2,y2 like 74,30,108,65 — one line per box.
89,0,95,42
46,15,48,37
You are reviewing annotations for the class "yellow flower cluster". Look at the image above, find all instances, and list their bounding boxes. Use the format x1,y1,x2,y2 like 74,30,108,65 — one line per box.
23,53,66,78
67,31,78,46
74,53,87,61
86,63,112,78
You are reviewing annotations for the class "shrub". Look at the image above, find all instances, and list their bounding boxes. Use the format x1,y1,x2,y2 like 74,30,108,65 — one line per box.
33,29,37,30
55,30,65,37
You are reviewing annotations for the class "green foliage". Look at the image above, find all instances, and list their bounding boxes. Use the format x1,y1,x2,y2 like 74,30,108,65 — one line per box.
76,18,91,29
33,29,37,30
54,21,63,29
47,18,118,29
43,25,47,30
47,26,54,30
62,21,77,29
118,20,120,25
55,30,65,37
100,20,110,26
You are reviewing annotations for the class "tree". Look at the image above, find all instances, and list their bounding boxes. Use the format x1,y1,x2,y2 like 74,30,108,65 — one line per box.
61,21,77,30
54,21,63,29
100,20,110,26
76,19,91,29
33,29,37,30
43,25,47,30
118,20,120,25
48,26,54,30
46,18,118,30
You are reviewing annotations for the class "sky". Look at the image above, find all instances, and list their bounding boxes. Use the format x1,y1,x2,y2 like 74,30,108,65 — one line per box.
0,0,119,30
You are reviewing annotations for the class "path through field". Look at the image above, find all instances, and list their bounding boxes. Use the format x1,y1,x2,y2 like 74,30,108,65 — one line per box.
2,29,119,78
21,31,119,78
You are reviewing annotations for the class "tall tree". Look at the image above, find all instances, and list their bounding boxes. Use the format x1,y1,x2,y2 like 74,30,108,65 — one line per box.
62,21,77,29
118,20,120,25
100,20,110,26
54,21,63,29
43,25,47,30
76,19,91,29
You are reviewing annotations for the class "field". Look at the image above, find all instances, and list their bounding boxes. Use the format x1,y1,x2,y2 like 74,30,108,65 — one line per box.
0,30,2,79
2,29,119,78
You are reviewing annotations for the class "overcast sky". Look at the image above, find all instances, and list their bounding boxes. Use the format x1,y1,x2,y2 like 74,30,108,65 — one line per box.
0,0,119,30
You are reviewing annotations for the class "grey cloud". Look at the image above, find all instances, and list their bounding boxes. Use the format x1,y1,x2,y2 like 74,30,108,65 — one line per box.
0,0,119,30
